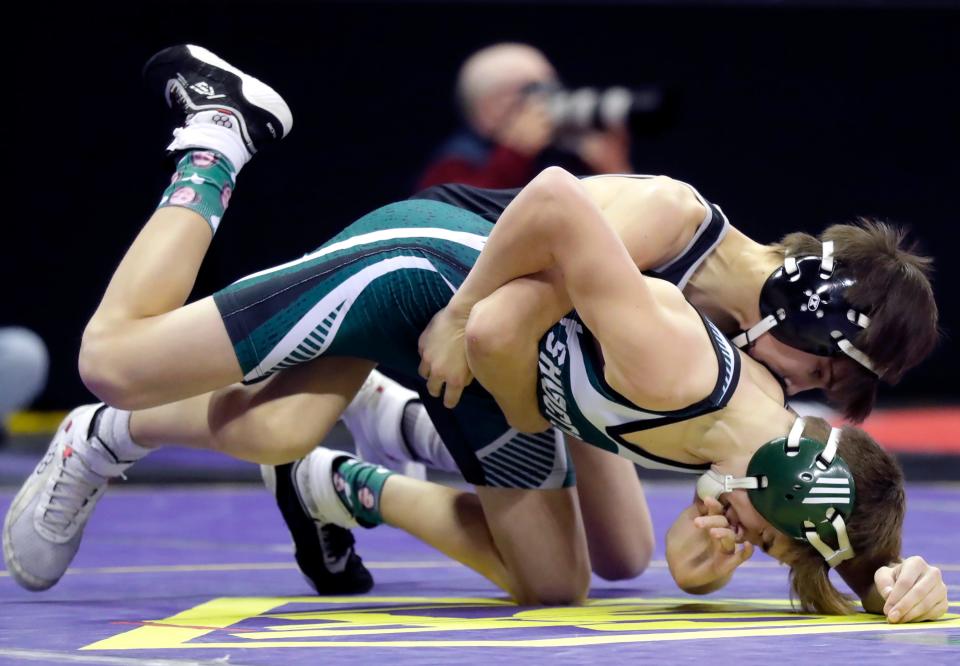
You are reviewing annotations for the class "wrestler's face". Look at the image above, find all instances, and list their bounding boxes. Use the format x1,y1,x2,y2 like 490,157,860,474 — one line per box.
721,490,791,562
747,335,839,395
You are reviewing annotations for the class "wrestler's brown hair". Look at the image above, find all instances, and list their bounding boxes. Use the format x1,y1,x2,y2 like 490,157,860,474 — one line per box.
779,417,904,614
774,220,938,422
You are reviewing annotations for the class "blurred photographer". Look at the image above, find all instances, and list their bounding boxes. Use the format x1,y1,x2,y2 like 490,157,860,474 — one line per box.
417,43,656,190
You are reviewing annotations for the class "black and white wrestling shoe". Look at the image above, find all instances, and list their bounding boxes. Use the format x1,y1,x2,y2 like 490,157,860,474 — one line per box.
143,44,293,167
262,459,374,595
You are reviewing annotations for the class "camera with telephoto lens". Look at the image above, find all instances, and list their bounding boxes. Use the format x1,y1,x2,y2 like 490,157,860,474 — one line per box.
522,81,663,133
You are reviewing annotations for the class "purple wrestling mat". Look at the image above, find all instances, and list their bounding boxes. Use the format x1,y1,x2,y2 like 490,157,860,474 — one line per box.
1,482,957,665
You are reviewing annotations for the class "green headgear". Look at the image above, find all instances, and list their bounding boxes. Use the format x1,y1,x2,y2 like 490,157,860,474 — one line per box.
696,417,857,567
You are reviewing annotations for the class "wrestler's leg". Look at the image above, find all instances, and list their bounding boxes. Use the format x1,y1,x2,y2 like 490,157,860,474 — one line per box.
569,436,655,580
79,213,243,410
302,458,592,605
341,388,654,581
382,482,590,604
292,390,592,604
80,46,292,410
132,357,375,465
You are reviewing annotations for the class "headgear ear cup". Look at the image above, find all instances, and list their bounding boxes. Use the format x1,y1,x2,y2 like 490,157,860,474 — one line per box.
731,243,876,374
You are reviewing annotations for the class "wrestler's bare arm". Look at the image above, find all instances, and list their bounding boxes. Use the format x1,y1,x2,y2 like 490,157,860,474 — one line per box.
464,177,708,426
420,167,716,411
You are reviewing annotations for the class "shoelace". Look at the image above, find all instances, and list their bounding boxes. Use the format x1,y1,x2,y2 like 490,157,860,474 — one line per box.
40,455,105,535
319,525,356,565
169,83,193,113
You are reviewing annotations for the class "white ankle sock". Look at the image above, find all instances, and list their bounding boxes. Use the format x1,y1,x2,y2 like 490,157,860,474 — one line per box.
402,402,458,473
167,111,250,172
88,407,152,473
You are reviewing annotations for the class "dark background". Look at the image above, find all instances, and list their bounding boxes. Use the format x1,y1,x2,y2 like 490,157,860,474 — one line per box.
5,0,958,409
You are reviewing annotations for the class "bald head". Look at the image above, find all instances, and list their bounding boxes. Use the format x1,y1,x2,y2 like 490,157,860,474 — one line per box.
456,43,557,133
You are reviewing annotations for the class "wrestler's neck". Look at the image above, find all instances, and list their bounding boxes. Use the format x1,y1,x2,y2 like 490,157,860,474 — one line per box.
684,226,782,334
694,370,796,470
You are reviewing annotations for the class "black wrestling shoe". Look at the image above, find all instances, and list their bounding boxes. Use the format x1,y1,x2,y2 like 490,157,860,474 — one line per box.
143,44,292,157
262,462,374,595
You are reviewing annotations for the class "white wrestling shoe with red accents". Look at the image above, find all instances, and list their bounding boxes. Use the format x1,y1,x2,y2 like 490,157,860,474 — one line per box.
3,405,134,591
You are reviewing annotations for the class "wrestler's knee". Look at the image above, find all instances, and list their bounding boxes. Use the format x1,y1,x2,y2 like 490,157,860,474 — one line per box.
78,325,143,410
510,565,590,606
507,547,591,605
591,537,655,581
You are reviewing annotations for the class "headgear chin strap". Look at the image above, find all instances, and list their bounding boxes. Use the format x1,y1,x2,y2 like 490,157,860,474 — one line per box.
805,507,855,568
696,417,856,568
696,469,762,499
731,241,877,374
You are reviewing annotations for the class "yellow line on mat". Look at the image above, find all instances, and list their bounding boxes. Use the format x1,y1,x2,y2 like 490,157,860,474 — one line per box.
4,410,68,435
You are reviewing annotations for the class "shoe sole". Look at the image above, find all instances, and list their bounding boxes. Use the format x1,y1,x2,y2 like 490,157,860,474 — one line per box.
143,44,293,153
3,470,52,590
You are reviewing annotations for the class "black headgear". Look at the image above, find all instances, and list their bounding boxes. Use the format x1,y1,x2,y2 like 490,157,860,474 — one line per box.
732,241,876,374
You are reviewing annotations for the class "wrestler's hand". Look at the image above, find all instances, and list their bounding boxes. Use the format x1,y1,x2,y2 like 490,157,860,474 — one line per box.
875,556,949,623
666,497,754,594
418,304,474,408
